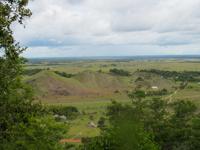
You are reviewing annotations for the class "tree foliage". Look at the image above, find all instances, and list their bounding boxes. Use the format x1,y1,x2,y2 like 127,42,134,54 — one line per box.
0,1,67,149
109,68,131,76
82,101,159,150
140,69,200,82
48,105,79,120
82,92,200,150
54,71,74,78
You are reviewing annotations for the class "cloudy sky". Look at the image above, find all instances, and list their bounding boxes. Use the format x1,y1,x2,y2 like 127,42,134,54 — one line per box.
14,0,200,57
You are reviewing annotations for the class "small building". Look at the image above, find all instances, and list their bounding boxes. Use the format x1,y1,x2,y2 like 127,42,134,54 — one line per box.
54,114,67,122
151,86,158,90
88,121,97,128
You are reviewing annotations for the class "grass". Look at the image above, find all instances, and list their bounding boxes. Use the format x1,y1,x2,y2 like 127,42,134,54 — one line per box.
24,59,200,138
25,59,200,105
25,60,200,73
48,99,131,138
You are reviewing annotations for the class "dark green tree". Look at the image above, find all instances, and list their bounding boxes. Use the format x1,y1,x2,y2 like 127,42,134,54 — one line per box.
0,0,33,141
82,101,159,150
145,99,200,150
0,1,67,149
82,92,200,150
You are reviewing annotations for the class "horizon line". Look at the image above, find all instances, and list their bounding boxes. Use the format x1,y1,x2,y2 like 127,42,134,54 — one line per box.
25,54,200,59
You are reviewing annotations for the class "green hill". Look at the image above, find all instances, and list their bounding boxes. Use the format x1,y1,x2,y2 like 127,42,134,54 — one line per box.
24,69,178,103
24,70,131,103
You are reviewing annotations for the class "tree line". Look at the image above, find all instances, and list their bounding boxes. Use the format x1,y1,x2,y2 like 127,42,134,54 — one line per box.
82,90,200,150
110,68,131,76
140,69,200,82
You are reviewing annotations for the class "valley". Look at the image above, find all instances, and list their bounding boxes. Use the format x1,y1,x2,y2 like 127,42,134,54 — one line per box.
23,58,200,139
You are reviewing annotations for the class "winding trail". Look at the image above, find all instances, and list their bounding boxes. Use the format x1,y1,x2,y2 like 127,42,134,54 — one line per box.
165,89,178,102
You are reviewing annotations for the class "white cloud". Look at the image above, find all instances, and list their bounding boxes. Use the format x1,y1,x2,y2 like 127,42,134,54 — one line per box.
13,0,200,57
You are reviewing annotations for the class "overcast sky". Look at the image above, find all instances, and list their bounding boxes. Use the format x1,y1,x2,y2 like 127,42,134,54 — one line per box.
14,0,200,57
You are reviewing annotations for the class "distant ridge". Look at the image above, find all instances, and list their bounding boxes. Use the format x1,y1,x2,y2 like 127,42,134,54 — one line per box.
27,55,200,64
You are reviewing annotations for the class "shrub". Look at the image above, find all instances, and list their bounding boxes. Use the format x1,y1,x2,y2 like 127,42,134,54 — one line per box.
1,116,67,150
48,106,79,120
140,69,200,82
54,71,74,78
146,88,169,96
82,94,200,150
23,69,43,76
110,68,131,76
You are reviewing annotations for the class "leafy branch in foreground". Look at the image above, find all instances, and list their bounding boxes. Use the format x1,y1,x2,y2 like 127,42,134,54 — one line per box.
0,1,67,149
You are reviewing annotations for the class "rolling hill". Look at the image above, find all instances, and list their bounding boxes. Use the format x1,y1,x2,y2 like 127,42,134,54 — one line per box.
23,69,177,103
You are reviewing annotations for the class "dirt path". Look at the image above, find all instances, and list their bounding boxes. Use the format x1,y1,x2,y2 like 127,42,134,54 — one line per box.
165,90,178,102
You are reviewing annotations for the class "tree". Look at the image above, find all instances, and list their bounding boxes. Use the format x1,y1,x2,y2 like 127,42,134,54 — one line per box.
145,99,200,150
0,1,67,149
109,68,130,76
82,120,159,150
97,117,106,130
0,0,33,141
83,95,200,150
128,90,146,101
128,90,147,118
82,101,159,150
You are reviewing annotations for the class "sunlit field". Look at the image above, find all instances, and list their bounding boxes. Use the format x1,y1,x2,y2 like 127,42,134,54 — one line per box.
23,59,200,138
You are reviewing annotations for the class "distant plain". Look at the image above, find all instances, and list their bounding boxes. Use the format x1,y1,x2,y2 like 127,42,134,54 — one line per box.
24,57,200,138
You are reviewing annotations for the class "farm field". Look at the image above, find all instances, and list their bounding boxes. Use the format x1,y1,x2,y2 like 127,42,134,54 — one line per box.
24,58,200,138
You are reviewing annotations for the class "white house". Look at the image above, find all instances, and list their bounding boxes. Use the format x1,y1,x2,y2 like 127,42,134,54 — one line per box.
151,86,158,90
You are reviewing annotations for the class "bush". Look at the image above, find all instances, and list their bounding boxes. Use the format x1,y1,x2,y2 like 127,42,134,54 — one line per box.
82,101,159,150
135,77,144,82
97,117,106,130
146,89,169,96
23,69,43,76
140,69,200,82
54,71,74,78
82,94,200,150
110,68,131,76
1,116,67,150
48,106,79,120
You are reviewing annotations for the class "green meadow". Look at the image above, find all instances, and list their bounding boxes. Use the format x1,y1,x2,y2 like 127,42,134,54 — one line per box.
24,59,200,138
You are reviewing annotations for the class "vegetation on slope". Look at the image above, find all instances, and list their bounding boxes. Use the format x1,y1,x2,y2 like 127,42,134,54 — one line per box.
54,71,75,78
140,69,200,82
23,68,44,76
81,91,200,150
110,68,131,76
25,70,130,102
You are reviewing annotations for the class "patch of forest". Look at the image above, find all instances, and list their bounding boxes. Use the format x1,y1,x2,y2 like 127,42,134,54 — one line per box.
23,68,44,76
140,69,200,82
54,71,75,78
110,68,131,76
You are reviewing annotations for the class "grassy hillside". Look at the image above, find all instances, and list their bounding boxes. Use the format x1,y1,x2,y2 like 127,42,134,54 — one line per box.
24,69,181,103
24,60,200,104
23,60,200,138
24,70,132,103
